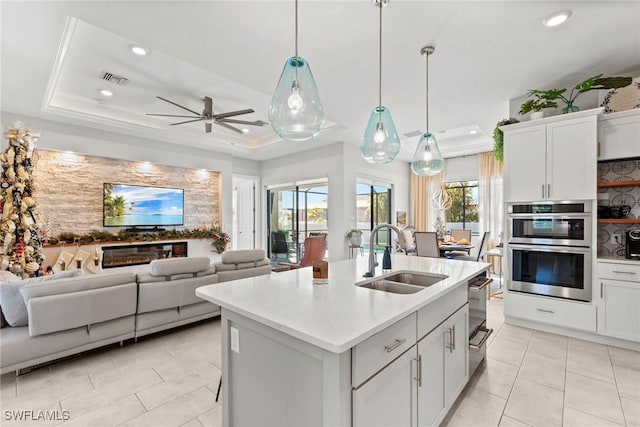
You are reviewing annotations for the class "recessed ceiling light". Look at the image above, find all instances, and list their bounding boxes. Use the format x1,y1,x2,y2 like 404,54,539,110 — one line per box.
241,128,250,134
100,89,113,97
543,10,571,27
130,44,147,56
469,130,478,135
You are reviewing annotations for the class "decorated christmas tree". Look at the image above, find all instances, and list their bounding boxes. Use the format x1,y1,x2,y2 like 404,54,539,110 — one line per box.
0,123,45,277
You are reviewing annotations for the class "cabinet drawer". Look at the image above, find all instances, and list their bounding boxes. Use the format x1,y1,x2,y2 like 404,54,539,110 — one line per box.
417,284,468,340
598,262,640,282
504,291,596,332
352,312,416,387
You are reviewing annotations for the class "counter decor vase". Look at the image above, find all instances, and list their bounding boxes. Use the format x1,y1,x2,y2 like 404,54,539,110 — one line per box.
561,101,580,114
530,111,544,120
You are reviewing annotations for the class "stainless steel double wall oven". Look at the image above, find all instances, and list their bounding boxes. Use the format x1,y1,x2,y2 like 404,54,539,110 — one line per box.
507,201,592,302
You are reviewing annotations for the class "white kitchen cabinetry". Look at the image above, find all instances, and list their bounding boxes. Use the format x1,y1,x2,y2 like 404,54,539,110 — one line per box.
503,109,600,202
597,261,640,342
352,301,469,427
504,291,596,332
598,110,640,161
417,304,468,427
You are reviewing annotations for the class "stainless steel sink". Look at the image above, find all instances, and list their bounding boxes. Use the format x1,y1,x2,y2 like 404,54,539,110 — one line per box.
356,272,448,294
382,272,447,287
357,280,424,294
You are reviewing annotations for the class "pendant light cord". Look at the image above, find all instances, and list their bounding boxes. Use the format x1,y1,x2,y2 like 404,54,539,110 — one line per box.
425,52,429,133
294,0,298,59
378,0,382,109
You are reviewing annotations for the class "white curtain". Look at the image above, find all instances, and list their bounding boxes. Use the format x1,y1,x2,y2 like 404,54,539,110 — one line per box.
410,171,444,231
478,152,504,249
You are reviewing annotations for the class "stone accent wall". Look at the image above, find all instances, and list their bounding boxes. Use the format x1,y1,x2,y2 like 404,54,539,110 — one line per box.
32,150,221,235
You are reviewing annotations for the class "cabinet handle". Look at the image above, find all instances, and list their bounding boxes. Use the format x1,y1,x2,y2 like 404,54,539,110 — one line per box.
542,184,545,199
536,308,555,314
612,270,637,275
384,338,406,353
414,354,422,387
548,184,551,198
447,328,454,353
600,282,603,298
452,325,456,351
597,142,601,157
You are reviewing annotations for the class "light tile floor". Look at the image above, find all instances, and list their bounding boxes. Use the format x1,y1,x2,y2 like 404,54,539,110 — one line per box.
1,296,638,426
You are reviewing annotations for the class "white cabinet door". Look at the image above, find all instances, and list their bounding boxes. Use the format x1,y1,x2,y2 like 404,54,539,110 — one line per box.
417,322,447,427
353,347,418,427
599,279,640,342
598,111,640,161
445,305,469,407
505,125,547,202
546,118,597,201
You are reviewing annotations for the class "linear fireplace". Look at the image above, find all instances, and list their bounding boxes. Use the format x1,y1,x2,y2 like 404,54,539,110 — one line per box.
102,241,188,269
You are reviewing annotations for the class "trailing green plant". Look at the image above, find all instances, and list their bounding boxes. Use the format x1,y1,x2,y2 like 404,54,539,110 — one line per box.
527,74,632,112
492,118,520,163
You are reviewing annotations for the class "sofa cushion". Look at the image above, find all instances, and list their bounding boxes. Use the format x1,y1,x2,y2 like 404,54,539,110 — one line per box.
20,273,137,337
149,257,211,277
137,267,216,284
0,270,83,327
137,274,219,314
221,249,266,264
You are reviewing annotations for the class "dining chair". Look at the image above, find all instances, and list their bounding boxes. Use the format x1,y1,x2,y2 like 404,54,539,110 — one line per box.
277,236,327,269
396,228,416,255
271,231,290,262
414,232,440,258
456,231,490,262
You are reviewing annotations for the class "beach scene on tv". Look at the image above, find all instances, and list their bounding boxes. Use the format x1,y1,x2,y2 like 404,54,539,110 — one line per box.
103,183,184,227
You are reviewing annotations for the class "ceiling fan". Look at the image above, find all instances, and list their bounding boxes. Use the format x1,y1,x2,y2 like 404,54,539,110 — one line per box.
146,96,267,134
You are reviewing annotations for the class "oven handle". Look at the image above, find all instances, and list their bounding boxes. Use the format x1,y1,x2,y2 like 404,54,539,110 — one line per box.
507,213,591,219
508,244,591,254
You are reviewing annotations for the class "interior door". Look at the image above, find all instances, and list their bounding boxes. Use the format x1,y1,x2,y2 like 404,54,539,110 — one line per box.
233,177,256,250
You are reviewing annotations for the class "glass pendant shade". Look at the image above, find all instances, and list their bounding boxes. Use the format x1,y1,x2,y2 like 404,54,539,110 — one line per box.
411,132,444,176
361,106,401,164
269,56,325,142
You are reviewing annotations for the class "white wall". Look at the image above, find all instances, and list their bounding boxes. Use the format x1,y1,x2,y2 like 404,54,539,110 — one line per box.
261,142,410,261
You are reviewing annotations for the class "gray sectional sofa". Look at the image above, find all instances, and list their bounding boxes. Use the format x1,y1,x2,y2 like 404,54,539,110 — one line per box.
0,249,271,374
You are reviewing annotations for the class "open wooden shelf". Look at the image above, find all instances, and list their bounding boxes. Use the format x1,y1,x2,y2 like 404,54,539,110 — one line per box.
598,218,640,224
597,180,640,188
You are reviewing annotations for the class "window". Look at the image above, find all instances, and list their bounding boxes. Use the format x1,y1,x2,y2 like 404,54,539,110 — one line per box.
445,180,479,232
356,181,392,252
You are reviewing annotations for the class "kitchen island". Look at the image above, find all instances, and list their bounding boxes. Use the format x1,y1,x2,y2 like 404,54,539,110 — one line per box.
196,255,490,426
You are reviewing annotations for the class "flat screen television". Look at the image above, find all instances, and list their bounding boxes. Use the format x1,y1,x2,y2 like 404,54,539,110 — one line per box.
103,183,184,227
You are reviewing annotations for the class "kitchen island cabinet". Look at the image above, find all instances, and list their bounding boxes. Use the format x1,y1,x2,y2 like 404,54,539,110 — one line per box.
196,255,489,426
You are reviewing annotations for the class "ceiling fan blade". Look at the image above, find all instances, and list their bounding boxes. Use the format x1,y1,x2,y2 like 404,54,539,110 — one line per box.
217,118,268,126
215,121,245,134
170,118,204,126
146,113,200,118
204,96,213,116
205,122,212,133
213,109,254,120
157,96,201,116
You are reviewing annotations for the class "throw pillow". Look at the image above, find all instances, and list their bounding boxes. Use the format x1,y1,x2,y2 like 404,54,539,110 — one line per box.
0,270,83,327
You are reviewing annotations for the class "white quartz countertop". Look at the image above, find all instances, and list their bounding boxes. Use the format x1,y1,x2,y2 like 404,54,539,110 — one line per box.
196,255,490,353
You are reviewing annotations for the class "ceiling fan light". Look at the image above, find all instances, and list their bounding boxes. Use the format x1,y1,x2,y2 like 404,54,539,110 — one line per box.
100,89,113,97
269,56,325,142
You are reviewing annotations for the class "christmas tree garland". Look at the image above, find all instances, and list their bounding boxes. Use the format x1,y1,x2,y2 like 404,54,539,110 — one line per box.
0,123,45,277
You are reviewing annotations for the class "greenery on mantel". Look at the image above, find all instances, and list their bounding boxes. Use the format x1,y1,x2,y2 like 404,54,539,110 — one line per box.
47,226,223,246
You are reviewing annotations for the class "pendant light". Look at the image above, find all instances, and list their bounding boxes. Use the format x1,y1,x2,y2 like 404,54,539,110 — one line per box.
361,0,401,164
269,0,325,142
411,45,444,176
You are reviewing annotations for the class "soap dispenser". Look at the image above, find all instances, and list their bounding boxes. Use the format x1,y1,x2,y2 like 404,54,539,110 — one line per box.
382,246,392,271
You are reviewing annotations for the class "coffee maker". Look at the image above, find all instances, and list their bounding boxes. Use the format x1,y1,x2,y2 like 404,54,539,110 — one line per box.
626,229,640,260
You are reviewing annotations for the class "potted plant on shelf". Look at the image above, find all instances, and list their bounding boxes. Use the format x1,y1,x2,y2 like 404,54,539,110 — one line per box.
519,92,558,120
527,74,632,114
492,118,520,163
346,229,363,246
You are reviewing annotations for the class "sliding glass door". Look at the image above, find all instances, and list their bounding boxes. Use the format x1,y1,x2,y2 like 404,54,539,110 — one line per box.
356,181,392,254
267,180,328,263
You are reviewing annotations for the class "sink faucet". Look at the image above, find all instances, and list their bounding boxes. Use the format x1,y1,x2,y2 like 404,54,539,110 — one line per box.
364,223,403,278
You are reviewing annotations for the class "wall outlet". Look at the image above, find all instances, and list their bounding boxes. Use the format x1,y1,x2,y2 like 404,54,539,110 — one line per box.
230,326,240,353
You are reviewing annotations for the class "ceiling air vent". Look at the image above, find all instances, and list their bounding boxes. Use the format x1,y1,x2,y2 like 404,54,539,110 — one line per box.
100,72,129,86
